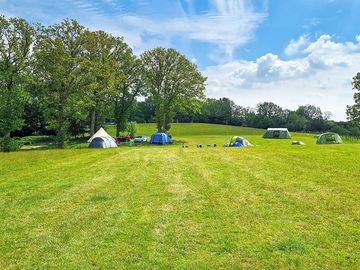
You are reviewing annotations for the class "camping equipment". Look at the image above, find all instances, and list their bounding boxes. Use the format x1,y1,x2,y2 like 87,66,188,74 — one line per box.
263,128,291,139
150,133,173,145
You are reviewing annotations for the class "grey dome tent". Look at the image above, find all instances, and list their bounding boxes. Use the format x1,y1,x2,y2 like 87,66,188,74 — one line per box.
89,136,117,148
263,128,291,139
316,132,343,144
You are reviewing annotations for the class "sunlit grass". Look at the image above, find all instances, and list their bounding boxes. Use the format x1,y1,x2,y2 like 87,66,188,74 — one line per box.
1,123,359,269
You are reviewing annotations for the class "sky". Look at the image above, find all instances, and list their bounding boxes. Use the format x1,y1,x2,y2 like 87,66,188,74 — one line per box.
1,0,360,120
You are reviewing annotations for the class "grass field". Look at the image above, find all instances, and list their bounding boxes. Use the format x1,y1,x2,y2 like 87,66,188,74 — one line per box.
1,123,359,269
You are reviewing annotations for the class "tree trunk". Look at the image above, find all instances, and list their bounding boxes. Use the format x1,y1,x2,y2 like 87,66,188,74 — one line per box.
155,102,163,132
156,122,162,132
114,98,120,137
57,90,66,149
90,108,96,136
57,126,65,149
1,131,11,152
162,111,166,132
156,112,162,132
116,121,121,137
57,108,65,149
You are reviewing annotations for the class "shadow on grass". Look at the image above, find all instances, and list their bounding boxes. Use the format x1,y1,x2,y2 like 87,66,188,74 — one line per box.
117,139,188,148
21,136,89,151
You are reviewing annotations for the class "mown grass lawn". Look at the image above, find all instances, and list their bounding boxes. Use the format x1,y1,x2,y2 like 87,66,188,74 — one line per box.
1,124,359,269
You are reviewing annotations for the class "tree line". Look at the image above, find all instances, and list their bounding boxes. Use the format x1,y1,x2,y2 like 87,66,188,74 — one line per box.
0,16,206,151
1,16,360,152
128,98,360,137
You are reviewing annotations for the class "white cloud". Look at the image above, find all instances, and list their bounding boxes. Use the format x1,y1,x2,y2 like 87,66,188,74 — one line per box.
204,35,360,120
285,35,310,56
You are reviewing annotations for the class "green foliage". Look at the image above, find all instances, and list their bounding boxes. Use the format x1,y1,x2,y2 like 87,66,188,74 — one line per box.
0,87,29,135
2,14,359,150
296,104,323,121
286,111,307,131
0,16,34,148
126,121,137,137
112,45,145,136
33,19,87,148
141,47,206,132
20,97,48,136
81,30,128,135
347,72,360,124
0,136,22,152
129,98,156,123
201,98,234,124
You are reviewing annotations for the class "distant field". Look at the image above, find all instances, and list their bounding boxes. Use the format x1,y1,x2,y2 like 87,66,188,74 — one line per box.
1,123,359,269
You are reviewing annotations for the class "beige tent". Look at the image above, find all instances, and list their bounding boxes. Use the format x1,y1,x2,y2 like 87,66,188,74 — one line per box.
88,128,115,143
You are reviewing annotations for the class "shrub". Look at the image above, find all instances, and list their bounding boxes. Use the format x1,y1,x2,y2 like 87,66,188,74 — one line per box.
127,121,137,138
0,137,23,152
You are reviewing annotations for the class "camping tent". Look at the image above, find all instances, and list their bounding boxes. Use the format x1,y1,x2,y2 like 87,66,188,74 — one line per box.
89,136,118,148
88,127,114,143
316,132,343,144
263,128,291,139
150,133,173,145
229,136,252,147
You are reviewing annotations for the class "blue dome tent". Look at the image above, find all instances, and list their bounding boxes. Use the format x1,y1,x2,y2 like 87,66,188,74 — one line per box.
150,133,173,145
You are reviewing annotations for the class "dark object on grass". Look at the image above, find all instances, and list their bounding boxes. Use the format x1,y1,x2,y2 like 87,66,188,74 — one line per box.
206,144,210,147
115,136,131,144
214,144,217,147
292,141,305,145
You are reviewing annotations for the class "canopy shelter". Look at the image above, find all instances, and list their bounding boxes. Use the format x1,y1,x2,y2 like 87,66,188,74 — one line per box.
316,132,343,144
88,127,114,143
263,128,291,139
229,136,252,147
150,133,173,145
89,137,117,148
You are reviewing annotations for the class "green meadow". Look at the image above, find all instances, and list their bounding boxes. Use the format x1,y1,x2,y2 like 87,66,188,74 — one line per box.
0,123,359,269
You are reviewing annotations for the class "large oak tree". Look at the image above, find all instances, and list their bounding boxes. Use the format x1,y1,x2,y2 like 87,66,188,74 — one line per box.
33,19,86,148
113,49,145,137
0,16,34,150
81,30,116,136
141,47,206,132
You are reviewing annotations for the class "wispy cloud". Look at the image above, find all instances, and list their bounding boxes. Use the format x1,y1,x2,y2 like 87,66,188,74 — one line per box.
0,0,267,59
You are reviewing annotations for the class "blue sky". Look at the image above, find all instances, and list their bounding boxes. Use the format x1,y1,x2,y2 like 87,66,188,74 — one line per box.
1,0,360,120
